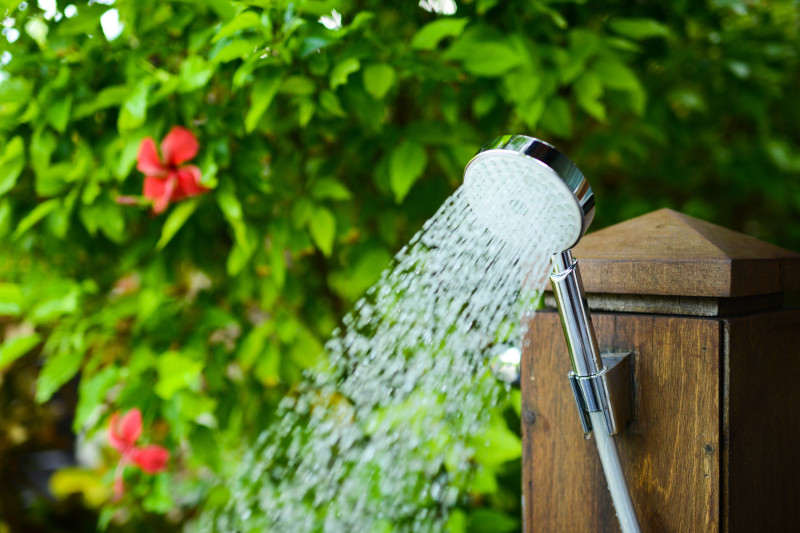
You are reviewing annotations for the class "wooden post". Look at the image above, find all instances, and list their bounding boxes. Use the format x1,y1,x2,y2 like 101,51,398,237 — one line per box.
521,208,800,532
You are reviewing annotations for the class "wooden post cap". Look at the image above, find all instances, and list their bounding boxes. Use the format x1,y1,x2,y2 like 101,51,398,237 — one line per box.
571,208,800,298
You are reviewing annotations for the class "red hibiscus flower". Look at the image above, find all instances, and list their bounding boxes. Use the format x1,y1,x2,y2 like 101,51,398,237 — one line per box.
108,408,170,499
132,126,208,214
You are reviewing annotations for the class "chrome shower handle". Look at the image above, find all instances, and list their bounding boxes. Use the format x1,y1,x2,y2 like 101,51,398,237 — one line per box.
550,250,632,436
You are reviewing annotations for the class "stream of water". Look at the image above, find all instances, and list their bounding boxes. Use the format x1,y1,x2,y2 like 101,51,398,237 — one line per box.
203,184,571,532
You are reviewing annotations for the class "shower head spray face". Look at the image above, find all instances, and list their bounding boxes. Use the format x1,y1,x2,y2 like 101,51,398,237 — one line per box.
463,135,594,254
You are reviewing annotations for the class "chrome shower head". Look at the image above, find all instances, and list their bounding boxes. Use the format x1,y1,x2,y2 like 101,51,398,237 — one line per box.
463,135,594,253
465,136,641,533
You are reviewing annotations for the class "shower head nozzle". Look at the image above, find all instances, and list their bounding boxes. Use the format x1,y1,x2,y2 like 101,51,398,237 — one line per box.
463,135,594,254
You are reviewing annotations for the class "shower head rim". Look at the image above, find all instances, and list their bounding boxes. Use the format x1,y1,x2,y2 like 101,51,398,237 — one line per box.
464,135,595,251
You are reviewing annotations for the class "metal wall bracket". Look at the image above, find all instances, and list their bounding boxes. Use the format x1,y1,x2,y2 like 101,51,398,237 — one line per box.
568,351,633,436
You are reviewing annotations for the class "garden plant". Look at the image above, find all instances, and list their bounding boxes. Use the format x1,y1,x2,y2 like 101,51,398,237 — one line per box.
1,0,799,531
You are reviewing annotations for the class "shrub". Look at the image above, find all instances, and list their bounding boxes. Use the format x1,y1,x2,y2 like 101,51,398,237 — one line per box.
1,0,798,531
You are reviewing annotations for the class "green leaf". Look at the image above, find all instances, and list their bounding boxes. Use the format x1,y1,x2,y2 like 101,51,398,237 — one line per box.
532,2,567,29
472,92,497,118
291,197,313,228
350,11,375,30
115,134,144,180
297,98,316,126
0,136,25,196
766,139,800,172
156,199,198,250
330,58,361,89
329,246,392,301
73,366,120,431
216,180,249,250
288,324,324,369
218,180,254,275
592,59,641,92
212,39,258,63
142,474,174,514
311,178,351,201
0,283,23,316
592,59,646,114
30,129,55,178
390,140,427,203
178,393,217,426
609,18,670,40
469,465,498,494
268,244,287,288
55,4,103,35
446,41,521,77
30,286,81,323
190,425,221,472
179,56,214,92
280,76,316,96
48,201,72,239
226,240,253,276
561,29,601,84
118,81,149,131
362,64,396,100
212,11,262,42
573,72,606,121
45,95,72,133
0,77,31,120
254,343,280,386
12,198,60,240
308,206,336,256
467,509,519,533
540,97,572,138
471,413,521,467
200,0,235,20
98,507,115,531
0,333,41,372
319,90,346,117
476,0,498,14
447,510,467,533
33,162,69,197
73,86,129,119
237,321,274,370
0,199,10,237
155,351,203,400
244,73,282,133
411,18,469,50
465,43,522,77
518,96,546,128
37,347,85,403
78,195,126,243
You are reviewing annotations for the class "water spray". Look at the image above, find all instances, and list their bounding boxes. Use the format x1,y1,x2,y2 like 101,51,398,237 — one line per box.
464,135,642,533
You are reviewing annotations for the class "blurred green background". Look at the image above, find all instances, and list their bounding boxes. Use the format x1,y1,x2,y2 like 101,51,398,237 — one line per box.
1,0,798,531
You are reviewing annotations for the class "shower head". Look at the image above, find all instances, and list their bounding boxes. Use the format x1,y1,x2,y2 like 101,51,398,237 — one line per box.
468,137,640,532
463,135,594,253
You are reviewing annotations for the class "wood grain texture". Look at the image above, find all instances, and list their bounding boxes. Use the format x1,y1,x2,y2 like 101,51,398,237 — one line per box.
522,311,720,532
568,209,800,298
543,292,783,318
723,309,800,533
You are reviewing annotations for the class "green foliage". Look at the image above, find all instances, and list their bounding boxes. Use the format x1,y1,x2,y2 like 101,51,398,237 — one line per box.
0,0,798,530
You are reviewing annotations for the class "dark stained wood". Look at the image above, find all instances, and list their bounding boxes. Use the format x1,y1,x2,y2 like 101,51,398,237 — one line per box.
523,208,800,532
567,209,800,298
521,311,614,533
723,309,800,533
522,311,721,532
